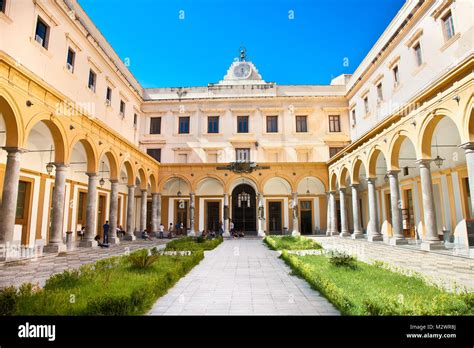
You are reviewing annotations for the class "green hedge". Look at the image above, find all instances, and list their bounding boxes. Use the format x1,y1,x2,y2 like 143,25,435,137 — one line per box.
264,235,322,250
0,249,204,315
165,236,223,251
281,251,473,316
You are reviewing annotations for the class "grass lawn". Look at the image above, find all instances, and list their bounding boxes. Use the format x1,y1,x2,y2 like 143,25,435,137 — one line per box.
165,236,223,251
0,248,204,315
282,251,473,316
264,235,322,250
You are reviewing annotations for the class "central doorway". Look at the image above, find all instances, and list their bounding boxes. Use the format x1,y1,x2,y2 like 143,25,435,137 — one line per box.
231,184,256,233
268,201,282,234
300,200,313,235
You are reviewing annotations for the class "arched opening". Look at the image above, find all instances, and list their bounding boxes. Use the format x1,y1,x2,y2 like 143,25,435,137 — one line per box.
196,177,224,233
231,183,257,234
351,158,367,234
297,176,325,234
420,115,468,245
263,177,291,234
367,147,388,236
162,177,191,232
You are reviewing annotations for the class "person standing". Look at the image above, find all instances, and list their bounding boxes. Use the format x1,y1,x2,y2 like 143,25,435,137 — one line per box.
168,223,174,239
230,219,234,235
103,220,110,244
159,223,165,239
218,221,224,236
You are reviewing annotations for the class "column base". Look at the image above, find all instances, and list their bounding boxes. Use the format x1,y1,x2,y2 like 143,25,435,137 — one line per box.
188,230,196,237
123,234,136,241
78,240,99,248
291,230,301,237
108,236,121,245
43,243,67,253
389,237,408,246
329,231,339,236
420,241,445,251
368,234,383,242
351,232,364,239
339,231,351,238
223,231,231,237
258,230,266,237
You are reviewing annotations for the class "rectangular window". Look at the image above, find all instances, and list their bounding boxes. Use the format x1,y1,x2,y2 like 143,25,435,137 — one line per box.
150,117,161,134
377,83,383,101
414,43,423,66
207,116,219,133
442,11,455,40
393,65,400,85
35,16,49,49
208,153,218,163
266,116,278,133
236,148,250,162
88,69,96,92
178,153,188,163
106,87,112,104
297,152,309,162
147,148,161,162
351,109,357,126
179,116,190,134
0,0,5,13
328,115,341,132
329,147,344,158
237,116,249,133
133,113,138,128
66,47,75,73
295,115,308,133
119,100,125,116
364,97,369,114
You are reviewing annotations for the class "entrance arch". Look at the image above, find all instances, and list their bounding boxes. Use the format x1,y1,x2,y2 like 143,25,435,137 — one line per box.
231,184,257,234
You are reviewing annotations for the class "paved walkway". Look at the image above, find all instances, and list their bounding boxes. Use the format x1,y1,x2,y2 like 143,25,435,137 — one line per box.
0,239,167,289
311,236,474,291
148,239,339,315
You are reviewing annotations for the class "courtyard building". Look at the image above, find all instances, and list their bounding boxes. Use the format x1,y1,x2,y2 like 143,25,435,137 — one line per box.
0,0,472,260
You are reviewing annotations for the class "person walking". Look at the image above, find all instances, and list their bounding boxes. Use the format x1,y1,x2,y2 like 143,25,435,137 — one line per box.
103,220,109,244
218,220,224,236
230,219,235,235
159,223,165,239
168,223,174,239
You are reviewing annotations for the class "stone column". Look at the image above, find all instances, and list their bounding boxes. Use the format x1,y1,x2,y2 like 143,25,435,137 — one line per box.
257,193,266,237
223,193,230,237
151,193,159,236
124,184,136,240
326,192,332,235
44,163,68,253
350,184,363,239
291,192,300,236
367,177,382,241
189,193,195,236
140,189,147,233
339,188,350,237
329,191,338,235
417,159,443,250
80,173,99,247
108,179,120,245
387,170,406,245
0,148,23,253
156,193,162,228
460,142,474,218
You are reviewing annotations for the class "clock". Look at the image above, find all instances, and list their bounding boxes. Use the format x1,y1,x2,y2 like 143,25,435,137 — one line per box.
233,62,251,79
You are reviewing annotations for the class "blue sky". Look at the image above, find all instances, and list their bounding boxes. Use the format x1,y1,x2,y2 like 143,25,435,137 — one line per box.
78,0,405,88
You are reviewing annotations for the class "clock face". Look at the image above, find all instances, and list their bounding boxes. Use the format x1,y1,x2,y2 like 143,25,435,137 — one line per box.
233,63,251,79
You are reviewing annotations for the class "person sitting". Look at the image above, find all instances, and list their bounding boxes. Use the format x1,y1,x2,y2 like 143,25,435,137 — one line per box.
94,235,109,248
117,225,125,238
142,230,152,241
78,226,85,240
239,230,245,238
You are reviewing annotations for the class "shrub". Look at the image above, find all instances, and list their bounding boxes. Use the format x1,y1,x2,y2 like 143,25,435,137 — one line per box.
127,249,160,269
0,286,19,316
165,236,223,251
328,251,358,269
44,269,81,290
264,235,322,250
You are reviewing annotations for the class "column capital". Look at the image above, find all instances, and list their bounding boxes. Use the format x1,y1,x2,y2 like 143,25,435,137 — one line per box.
459,142,474,152
53,163,70,170
366,177,376,183
1,147,28,154
109,179,119,184
386,169,400,176
127,184,136,189
415,159,432,167
349,183,359,188
339,187,346,193
85,172,98,178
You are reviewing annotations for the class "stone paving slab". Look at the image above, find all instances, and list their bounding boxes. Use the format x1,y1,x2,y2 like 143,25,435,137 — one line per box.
148,239,340,316
311,236,474,291
0,239,168,288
